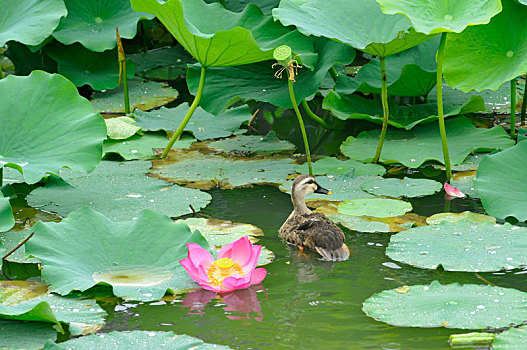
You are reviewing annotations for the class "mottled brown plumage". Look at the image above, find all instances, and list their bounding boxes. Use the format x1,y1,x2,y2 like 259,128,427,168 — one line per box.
279,175,350,261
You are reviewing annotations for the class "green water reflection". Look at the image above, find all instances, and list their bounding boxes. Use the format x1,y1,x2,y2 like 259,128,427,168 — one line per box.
101,186,527,349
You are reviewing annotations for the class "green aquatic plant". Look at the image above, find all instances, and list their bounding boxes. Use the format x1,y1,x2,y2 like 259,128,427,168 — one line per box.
116,28,130,114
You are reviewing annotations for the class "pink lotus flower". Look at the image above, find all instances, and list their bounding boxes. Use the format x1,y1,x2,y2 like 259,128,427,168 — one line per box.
179,236,267,293
444,182,466,200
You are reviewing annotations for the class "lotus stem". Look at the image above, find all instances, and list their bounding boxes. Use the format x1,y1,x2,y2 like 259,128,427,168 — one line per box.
373,56,389,164
510,78,516,139
436,32,452,181
449,332,494,345
2,231,34,260
122,62,130,114
161,66,206,158
521,77,527,125
289,80,312,176
116,28,130,114
301,99,332,130
0,64,4,79
0,167,2,186
329,66,339,83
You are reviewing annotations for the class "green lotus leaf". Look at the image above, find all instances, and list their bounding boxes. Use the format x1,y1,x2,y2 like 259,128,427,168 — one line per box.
103,133,195,160
151,149,296,190
433,153,484,172
0,319,57,350
205,132,295,155
217,0,279,14
341,36,439,97
129,45,195,81
27,161,211,221
295,157,386,177
0,229,39,264
0,194,14,232
45,42,136,91
324,91,485,130
0,71,106,184
26,207,211,301
451,171,479,198
273,0,431,57
362,177,442,198
0,281,106,335
90,79,179,113
338,198,412,218
363,281,527,329
340,117,513,167
376,0,502,35
105,116,141,140
387,221,527,272
426,211,495,225
135,105,250,140
43,330,231,350
475,141,527,221
52,0,154,52
175,217,274,266
493,326,527,349
0,0,66,46
279,174,375,204
186,37,355,114
443,0,527,92
131,0,314,67
2,167,24,185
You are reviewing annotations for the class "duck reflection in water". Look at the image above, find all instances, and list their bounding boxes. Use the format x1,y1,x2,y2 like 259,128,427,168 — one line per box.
181,285,266,322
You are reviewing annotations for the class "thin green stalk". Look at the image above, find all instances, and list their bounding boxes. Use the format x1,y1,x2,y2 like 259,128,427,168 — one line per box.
329,66,339,83
373,56,389,164
510,79,516,139
161,66,206,158
122,61,130,114
0,63,4,79
301,99,332,130
289,80,312,176
0,167,3,187
436,32,452,181
521,77,526,125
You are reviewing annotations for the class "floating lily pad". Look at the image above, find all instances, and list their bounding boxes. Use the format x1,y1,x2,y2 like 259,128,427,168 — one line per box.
1,167,24,185
279,174,375,205
295,157,386,176
129,45,195,80
362,177,442,198
433,154,484,172
175,217,274,266
387,221,527,272
493,326,527,349
340,117,513,167
324,91,485,130
45,42,136,91
363,281,527,329
273,0,431,57
103,133,195,160
426,212,496,225
450,171,479,199
0,0,67,46
90,80,179,114
43,330,231,350
376,0,502,35
206,132,295,155
135,105,250,140
0,319,57,350
338,198,412,218
0,194,14,232
0,281,106,335
27,161,211,221
476,140,527,221
152,149,296,190
131,0,313,67
443,0,527,92
105,116,141,140
0,71,106,184
26,207,211,301
0,229,39,264
52,0,153,52
186,37,353,114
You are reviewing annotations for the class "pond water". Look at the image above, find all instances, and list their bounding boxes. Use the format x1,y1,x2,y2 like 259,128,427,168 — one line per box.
84,185,526,349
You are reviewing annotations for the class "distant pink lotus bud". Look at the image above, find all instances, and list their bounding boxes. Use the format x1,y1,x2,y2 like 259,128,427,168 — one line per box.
444,182,465,199
179,236,267,293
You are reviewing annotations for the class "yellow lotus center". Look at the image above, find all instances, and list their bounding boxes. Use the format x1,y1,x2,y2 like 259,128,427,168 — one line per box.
206,258,244,286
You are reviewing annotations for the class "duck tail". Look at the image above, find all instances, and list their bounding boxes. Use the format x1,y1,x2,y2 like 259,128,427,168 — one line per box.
315,243,350,261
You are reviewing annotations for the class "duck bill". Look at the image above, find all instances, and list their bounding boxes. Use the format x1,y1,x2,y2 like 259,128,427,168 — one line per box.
314,184,332,195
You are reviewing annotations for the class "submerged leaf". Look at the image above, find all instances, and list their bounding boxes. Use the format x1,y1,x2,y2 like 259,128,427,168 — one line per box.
387,221,527,272
26,207,211,301
363,281,527,329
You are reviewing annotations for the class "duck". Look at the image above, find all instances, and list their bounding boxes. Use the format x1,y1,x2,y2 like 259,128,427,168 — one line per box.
279,175,350,261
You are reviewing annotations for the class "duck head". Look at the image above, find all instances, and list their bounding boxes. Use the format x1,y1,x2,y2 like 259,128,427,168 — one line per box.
291,175,332,214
